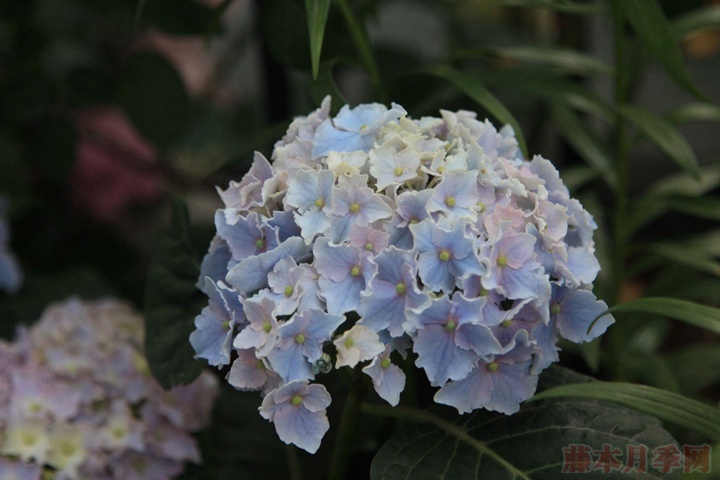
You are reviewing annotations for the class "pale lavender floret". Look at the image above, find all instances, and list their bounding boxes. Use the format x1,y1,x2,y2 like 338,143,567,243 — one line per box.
217,152,276,216
233,294,278,356
562,247,601,286
267,210,302,242
226,236,312,295
348,224,389,254
549,191,597,248
285,169,335,242
0,458,41,480
326,181,393,242
314,238,376,315
434,345,537,415
550,283,614,343
259,380,331,453
215,210,279,262
140,403,201,464
311,102,407,159
267,309,344,382
362,346,406,406
368,145,420,191
491,304,539,352
266,257,306,315
482,231,550,300
189,277,242,367
411,219,487,293
334,325,384,368
428,171,480,222
359,246,430,337
528,155,568,196
9,365,83,421
409,295,502,387
197,236,231,295
531,315,559,374
295,264,325,313
386,189,433,250
227,348,277,391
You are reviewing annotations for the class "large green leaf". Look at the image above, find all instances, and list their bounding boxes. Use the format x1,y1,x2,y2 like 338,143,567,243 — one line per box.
143,200,206,389
421,65,527,156
645,242,720,278
672,5,720,37
532,382,720,442
648,164,720,197
305,0,331,79
620,1,707,100
620,106,700,179
369,367,679,479
600,298,720,336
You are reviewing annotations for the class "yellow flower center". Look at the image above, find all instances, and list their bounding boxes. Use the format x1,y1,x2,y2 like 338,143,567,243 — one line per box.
262,321,272,333
394,166,403,176
439,250,451,262
314,198,325,208
350,265,361,276
381,358,391,369
284,286,294,297
487,362,499,373
295,334,305,344
350,202,361,213
344,337,354,348
497,255,508,267
291,394,303,406
446,196,456,207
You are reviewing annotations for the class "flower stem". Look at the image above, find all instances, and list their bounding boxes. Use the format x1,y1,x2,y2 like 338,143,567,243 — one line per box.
286,445,303,480
327,375,363,480
611,0,629,306
334,0,385,101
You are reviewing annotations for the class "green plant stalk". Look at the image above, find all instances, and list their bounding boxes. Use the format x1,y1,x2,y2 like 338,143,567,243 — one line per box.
327,375,363,480
611,0,630,307
286,445,303,480
334,0,385,100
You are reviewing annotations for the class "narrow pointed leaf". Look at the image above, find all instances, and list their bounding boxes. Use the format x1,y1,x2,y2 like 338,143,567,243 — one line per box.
620,1,707,100
667,103,720,125
305,0,331,79
620,106,700,179
422,65,527,156
531,382,720,441
485,46,613,76
604,297,720,335
672,5,720,37
500,0,606,15
649,164,720,197
551,105,616,188
646,243,720,278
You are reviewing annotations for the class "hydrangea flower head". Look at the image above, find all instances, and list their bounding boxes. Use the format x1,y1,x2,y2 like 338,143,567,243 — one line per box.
191,97,613,452
1,298,219,479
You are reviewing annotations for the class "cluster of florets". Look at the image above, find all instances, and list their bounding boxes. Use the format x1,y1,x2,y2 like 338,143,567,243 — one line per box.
190,97,614,453
0,298,219,480
0,198,22,294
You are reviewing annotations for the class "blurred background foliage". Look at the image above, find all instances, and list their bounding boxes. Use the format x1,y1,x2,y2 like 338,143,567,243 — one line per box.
1,0,719,478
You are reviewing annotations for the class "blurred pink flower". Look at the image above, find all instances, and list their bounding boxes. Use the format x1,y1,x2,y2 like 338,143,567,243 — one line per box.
71,107,165,222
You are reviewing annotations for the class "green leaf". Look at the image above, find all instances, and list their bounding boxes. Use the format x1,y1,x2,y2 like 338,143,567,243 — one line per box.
667,103,720,125
620,1,707,100
603,297,720,336
134,0,148,26
335,0,382,93
116,53,191,151
481,46,614,77
420,65,527,157
648,163,720,197
672,5,720,37
620,106,700,179
645,243,720,278
143,200,206,389
369,367,680,479
551,105,616,188
305,0,331,79
531,382,720,442
500,0,606,15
